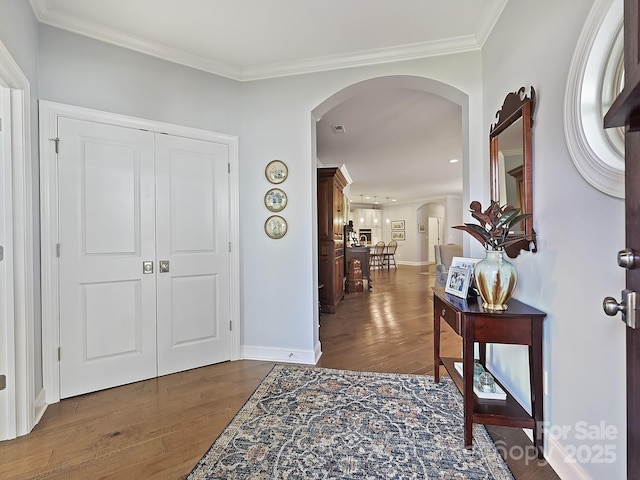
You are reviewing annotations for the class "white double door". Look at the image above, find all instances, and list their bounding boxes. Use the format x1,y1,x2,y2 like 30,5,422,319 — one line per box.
58,118,231,398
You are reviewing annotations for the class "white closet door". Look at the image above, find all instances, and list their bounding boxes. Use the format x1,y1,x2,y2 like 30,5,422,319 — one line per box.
155,134,231,375
58,118,157,398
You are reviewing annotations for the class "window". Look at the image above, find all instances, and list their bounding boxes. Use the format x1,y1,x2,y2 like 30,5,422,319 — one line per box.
565,0,624,198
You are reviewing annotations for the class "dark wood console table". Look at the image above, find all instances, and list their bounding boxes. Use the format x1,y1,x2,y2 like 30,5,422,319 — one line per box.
432,286,546,458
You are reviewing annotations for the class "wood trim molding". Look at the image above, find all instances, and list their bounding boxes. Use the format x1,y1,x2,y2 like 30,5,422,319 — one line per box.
0,40,36,441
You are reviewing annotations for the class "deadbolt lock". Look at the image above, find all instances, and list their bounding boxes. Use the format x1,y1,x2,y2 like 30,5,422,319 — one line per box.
617,248,640,269
159,260,170,273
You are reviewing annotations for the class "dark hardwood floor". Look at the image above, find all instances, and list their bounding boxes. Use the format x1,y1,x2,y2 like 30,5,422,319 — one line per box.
0,265,558,479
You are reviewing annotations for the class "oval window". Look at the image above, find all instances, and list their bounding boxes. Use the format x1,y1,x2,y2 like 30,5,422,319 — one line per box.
565,0,624,198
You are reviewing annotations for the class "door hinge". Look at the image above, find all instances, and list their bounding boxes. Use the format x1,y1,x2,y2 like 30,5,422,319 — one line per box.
58,347,61,361
0,117,3,132
56,243,61,257
228,163,231,174
50,137,59,154
0,375,6,391
229,242,231,253
229,320,232,331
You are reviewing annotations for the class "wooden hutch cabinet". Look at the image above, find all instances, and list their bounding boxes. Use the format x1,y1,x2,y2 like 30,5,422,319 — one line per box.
317,167,347,313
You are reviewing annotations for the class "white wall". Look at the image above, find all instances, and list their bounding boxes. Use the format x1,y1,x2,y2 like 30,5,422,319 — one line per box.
484,0,626,477
240,61,484,359
35,24,485,364
37,26,241,136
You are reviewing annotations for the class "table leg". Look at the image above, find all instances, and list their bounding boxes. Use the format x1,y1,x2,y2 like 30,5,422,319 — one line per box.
463,317,475,449
530,322,544,458
434,307,441,383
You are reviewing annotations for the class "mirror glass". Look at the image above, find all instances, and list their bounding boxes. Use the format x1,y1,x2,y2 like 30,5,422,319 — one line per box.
490,87,536,258
494,117,524,233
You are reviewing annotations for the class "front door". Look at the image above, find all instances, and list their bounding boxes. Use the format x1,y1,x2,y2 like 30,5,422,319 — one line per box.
603,2,640,477
58,118,231,398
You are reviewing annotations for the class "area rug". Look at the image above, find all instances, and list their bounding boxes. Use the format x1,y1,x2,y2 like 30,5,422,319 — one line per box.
187,365,513,479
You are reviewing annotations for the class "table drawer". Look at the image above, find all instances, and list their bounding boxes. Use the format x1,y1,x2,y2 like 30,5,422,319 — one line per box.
434,295,461,334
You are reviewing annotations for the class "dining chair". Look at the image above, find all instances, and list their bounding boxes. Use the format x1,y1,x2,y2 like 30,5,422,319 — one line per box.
383,240,398,269
370,241,386,269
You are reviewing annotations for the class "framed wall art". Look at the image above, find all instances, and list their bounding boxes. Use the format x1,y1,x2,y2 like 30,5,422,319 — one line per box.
391,220,405,230
265,160,288,184
265,215,288,239
264,188,288,212
391,230,405,241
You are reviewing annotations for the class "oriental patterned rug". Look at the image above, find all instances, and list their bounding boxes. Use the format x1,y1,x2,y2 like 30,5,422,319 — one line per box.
187,365,513,479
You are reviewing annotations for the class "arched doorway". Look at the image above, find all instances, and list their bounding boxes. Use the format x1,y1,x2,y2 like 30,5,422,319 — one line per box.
311,75,468,273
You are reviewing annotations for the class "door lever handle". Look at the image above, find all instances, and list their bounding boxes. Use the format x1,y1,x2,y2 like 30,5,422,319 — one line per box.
159,260,170,273
603,289,639,329
142,261,153,274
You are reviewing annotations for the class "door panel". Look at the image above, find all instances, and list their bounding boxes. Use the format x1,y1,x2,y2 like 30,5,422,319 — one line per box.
58,118,157,398
155,134,230,376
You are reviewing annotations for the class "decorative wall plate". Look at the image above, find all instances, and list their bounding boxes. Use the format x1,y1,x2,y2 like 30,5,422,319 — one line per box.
265,215,288,239
264,188,288,212
265,160,288,184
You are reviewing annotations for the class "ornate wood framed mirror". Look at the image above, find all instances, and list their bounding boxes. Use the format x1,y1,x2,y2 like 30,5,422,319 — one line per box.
490,86,537,258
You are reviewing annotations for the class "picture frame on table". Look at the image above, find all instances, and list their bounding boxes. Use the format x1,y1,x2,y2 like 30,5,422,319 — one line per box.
451,257,482,271
445,266,472,298
391,220,405,230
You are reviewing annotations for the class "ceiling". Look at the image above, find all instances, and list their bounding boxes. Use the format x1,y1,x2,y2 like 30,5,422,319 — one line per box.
29,0,508,205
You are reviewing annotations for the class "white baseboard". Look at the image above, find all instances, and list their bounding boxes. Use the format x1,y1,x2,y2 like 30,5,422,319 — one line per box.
34,387,48,427
242,345,318,365
544,433,592,480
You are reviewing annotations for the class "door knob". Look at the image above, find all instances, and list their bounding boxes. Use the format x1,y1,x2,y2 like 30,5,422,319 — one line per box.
603,289,639,329
617,248,640,269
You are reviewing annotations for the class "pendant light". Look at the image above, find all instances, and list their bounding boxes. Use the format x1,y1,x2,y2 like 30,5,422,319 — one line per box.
373,196,378,223
359,195,364,224
386,197,390,224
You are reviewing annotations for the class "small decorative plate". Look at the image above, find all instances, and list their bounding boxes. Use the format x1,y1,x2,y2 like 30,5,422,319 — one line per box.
265,160,288,184
265,215,288,239
264,188,288,212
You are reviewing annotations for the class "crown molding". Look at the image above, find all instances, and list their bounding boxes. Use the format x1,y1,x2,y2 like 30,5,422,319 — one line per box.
29,0,498,82
29,0,241,79
474,0,510,46
241,36,481,81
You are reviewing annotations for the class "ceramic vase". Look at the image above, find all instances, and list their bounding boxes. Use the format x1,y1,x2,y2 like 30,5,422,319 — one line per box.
474,249,517,311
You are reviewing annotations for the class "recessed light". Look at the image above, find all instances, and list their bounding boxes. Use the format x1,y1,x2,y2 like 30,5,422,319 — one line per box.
449,158,459,163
